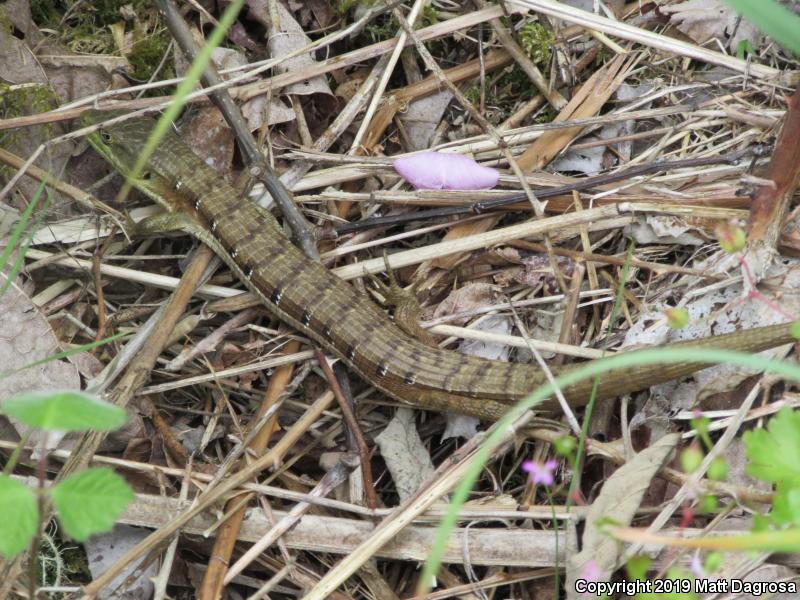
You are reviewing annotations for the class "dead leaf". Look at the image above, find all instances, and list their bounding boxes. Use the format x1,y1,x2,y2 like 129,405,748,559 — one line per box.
266,2,333,99
179,107,236,175
662,0,761,52
0,277,80,450
174,45,295,129
0,0,45,48
375,408,436,501
399,89,454,151
428,215,502,271
566,433,679,598
734,564,798,600
517,54,631,172
0,19,48,85
515,255,574,292
85,525,157,600
623,260,800,407
625,216,708,246
433,283,502,325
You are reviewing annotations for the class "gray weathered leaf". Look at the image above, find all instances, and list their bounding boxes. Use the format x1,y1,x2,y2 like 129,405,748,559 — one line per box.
566,434,679,598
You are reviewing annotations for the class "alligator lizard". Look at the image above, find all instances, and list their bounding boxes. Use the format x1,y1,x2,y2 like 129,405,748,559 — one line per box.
82,111,797,421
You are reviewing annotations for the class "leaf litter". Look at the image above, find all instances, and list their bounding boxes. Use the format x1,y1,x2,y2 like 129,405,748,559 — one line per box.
1,0,800,597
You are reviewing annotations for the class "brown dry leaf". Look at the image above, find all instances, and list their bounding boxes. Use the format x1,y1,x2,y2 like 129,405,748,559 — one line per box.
334,73,367,102
240,92,296,130
517,54,631,172
0,17,47,85
0,0,45,47
173,45,295,129
734,564,798,600
661,0,761,52
432,282,502,324
179,107,236,175
85,525,157,600
566,434,680,598
624,260,800,412
515,254,574,291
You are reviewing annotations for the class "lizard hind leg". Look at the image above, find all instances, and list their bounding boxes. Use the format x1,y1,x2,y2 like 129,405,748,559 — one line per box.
368,252,436,346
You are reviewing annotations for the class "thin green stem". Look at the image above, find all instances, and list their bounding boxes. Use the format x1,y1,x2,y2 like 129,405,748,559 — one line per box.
417,348,800,595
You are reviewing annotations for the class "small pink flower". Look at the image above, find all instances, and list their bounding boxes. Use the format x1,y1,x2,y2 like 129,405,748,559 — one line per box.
578,560,604,598
522,459,557,486
581,559,603,583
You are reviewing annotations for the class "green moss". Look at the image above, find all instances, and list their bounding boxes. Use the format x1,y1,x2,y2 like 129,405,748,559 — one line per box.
364,6,440,44
0,84,60,180
518,21,555,66
464,85,481,107
0,83,59,146
338,0,377,13
495,65,537,98
534,105,557,124
29,0,61,29
26,1,174,93
128,31,174,82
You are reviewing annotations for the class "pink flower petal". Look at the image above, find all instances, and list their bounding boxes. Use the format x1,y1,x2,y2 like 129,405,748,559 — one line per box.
522,459,557,486
393,152,499,190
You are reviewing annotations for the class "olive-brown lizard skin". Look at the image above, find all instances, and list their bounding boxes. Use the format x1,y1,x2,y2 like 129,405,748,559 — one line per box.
82,111,798,421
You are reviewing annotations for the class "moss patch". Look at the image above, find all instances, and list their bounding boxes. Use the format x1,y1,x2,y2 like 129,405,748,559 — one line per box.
128,30,173,82
28,1,173,90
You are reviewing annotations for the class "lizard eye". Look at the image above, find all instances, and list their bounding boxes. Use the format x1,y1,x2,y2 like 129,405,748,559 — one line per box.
100,131,112,143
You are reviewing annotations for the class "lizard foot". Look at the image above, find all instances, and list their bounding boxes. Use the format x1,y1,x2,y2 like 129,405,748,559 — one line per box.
369,253,436,346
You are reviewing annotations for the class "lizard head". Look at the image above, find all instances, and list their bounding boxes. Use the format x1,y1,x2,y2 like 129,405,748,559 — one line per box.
80,109,155,181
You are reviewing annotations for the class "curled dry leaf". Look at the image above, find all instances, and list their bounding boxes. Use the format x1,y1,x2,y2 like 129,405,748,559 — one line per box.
661,0,761,51
393,152,500,190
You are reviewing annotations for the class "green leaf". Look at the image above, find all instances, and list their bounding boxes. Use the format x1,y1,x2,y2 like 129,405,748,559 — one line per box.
704,551,723,574
699,494,719,515
51,468,134,541
707,457,728,481
0,475,38,557
715,222,746,253
744,408,800,485
680,445,703,474
626,554,651,580
665,307,689,329
553,435,576,457
2,390,127,432
772,481,800,526
724,0,800,56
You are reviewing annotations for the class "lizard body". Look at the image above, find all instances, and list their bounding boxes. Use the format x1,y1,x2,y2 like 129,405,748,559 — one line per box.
82,111,797,420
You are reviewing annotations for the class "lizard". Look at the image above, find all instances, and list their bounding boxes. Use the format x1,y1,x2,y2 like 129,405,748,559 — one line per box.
80,110,798,421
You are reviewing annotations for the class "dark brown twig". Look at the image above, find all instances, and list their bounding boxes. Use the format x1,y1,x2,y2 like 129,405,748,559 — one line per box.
314,349,378,510
153,0,319,260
